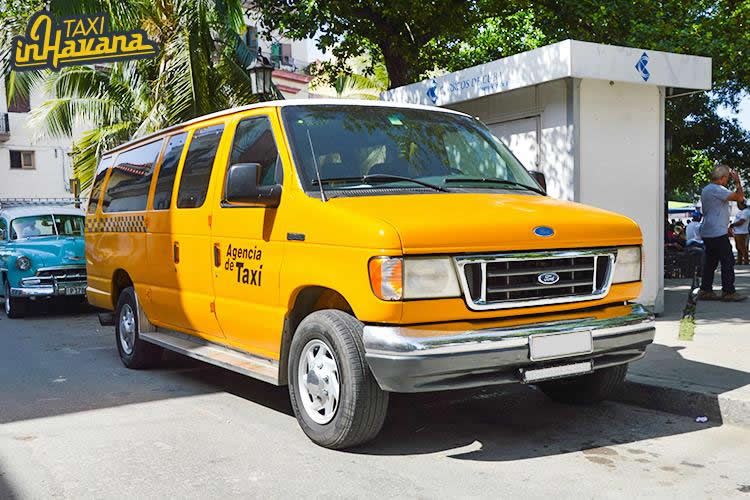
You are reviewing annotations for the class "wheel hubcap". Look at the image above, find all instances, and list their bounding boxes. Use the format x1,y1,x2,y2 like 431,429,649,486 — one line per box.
298,339,340,424
119,304,136,355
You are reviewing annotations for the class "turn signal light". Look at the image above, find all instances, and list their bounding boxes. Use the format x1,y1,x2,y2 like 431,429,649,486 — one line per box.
369,257,403,301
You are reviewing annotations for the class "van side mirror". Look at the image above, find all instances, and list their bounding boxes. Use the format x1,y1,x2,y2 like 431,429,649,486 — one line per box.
225,163,282,208
529,170,547,194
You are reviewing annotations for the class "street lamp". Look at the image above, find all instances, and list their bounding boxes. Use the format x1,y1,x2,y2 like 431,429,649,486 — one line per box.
247,55,276,99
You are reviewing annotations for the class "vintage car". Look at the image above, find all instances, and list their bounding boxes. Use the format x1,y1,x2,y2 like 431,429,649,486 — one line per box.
0,204,87,318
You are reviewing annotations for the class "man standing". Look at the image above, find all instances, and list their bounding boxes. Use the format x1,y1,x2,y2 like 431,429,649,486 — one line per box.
698,165,746,301
731,201,750,265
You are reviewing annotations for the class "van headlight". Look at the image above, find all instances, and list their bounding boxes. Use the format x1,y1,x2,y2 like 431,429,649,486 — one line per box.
368,256,461,300
16,256,31,271
612,246,642,284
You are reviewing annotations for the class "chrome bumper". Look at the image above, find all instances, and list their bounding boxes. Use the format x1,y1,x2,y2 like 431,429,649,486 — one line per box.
11,281,87,298
363,303,655,392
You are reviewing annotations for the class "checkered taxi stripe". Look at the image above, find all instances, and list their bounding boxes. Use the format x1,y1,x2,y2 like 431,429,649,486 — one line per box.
86,215,146,233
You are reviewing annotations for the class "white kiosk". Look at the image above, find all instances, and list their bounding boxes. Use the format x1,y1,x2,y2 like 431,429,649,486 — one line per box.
383,40,712,312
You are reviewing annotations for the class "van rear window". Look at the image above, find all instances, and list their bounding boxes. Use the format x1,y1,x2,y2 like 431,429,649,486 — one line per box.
103,139,164,213
152,133,188,210
176,125,224,209
87,155,114,214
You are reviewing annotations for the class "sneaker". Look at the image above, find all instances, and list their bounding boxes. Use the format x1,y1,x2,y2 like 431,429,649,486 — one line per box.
697,290,720,300
721,292,747,302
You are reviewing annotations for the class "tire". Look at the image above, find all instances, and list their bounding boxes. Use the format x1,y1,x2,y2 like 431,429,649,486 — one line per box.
538,363,628,404
288,309,389,449
115,287,162,369
4,281,27,319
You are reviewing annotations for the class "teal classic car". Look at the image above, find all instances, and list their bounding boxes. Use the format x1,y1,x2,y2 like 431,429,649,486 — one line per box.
0,205,87,318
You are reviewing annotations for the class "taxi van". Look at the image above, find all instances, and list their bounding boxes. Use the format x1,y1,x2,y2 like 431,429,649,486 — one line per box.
86,99,655,449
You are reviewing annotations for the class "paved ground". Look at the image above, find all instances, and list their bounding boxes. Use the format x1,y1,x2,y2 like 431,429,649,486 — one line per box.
619,267,750,426
1,308,749,498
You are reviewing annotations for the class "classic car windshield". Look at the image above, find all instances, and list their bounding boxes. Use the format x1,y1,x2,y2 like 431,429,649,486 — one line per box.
10,215,84,240
282,105,541,194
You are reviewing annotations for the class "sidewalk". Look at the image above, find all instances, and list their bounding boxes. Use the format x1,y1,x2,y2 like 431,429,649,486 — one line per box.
615,267,750,427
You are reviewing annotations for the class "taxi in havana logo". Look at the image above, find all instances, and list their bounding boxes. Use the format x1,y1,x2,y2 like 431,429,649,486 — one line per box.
10,11,158,71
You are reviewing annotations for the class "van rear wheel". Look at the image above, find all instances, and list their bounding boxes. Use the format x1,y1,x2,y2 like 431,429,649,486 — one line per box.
288,309,389,449
538,363,628,404
115,287,162,369
4,281,26,319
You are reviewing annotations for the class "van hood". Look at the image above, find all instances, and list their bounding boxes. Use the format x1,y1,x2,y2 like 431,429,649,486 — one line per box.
11,236,86,268
328,193,642,253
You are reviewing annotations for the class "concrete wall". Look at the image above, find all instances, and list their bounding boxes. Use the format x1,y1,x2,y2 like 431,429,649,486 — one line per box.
576,78,664,310
0,79,74,198
449,80,575,202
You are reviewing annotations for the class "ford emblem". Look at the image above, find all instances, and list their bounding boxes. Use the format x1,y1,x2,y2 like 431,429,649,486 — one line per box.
533,226,555,237
537,272,560,285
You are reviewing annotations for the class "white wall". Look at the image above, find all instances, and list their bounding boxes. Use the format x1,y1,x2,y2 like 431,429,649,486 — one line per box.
577,78,664,310
449,80,575,201
0,79,74,199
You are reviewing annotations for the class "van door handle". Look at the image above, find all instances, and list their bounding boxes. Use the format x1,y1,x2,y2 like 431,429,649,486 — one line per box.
214,243,221,267
173,242,180,264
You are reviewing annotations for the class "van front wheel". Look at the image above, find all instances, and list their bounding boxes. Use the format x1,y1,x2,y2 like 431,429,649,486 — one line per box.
115,287,162,369
288,310,389,449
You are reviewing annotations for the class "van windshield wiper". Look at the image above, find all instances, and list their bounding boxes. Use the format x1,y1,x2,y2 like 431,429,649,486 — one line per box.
313,174,450,193
443,177,546,195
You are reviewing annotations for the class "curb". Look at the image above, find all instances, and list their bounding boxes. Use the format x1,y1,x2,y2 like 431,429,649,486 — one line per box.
614,376,750,428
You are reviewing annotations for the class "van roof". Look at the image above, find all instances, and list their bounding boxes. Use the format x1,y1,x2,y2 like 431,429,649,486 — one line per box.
103,99,469,156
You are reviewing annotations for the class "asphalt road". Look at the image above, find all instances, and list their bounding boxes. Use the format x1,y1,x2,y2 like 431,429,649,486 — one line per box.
1,306,749,499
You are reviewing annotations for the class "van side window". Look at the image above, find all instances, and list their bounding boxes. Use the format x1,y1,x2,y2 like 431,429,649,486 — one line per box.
103,139,164,213
229,117,281,186
87,155,115,214
0,218,6,240
152,133,188,210
177,124,225,209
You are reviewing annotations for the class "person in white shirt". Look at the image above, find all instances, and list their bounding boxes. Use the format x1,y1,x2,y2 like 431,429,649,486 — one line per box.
731,201,750,265
685,211,703,248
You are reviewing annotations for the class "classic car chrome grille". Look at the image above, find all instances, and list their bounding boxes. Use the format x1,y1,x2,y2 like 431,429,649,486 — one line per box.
455,249,615,310
36,267,87,284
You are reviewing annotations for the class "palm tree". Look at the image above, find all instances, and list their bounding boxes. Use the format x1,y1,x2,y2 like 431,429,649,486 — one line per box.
4,0,266,190
309,56,389,100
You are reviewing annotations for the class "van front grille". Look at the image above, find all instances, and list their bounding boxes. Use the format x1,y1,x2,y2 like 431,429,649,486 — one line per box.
455,250,615,310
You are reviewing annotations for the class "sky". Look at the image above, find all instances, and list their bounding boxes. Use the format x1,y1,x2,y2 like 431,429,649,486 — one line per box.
718,95,750,130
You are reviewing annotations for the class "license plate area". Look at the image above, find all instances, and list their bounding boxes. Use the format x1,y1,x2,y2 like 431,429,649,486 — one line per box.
529,330,593,361
521,361,593,383
64,287,86,296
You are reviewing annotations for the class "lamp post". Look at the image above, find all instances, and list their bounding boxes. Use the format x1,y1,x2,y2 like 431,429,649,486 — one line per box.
247,55,278,100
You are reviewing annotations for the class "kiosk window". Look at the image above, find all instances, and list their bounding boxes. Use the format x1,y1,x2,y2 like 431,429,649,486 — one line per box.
103,140,164,213
152,133,187,210
177,125,224,209
229,117,281,187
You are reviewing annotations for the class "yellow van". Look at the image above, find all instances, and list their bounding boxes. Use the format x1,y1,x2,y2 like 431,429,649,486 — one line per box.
86,100,654,448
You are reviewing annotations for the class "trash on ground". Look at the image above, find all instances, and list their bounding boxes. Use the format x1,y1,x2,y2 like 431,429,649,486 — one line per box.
695,416,709,423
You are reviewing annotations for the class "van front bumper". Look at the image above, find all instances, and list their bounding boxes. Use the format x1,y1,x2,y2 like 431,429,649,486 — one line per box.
363,303,655,392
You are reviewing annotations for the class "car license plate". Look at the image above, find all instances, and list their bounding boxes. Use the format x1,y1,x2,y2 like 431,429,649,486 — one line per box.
522,361,593,383
64,286,86,296
529,330,593,361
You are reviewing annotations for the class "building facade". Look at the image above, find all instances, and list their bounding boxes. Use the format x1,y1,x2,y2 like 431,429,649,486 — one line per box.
0,78,76,199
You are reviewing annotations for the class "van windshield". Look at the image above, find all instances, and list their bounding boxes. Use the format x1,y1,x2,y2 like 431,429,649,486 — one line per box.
282,105,541,195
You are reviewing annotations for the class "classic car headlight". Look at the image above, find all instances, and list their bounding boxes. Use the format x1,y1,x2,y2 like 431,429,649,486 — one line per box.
612,246,642,284
16,256,32,271
369,256,460,300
